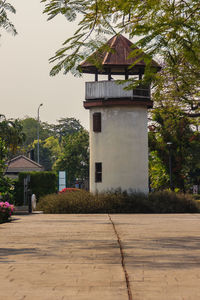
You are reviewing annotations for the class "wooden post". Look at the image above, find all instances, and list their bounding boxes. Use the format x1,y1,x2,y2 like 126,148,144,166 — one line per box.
108,69,112,81
125,69,129,80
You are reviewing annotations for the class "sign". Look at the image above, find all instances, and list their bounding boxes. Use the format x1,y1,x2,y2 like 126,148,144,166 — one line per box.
59,171,66,191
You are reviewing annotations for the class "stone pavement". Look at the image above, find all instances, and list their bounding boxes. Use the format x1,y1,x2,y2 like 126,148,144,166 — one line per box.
0,214,200,300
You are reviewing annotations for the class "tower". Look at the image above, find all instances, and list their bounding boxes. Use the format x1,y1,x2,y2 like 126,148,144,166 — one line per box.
80,35,161,194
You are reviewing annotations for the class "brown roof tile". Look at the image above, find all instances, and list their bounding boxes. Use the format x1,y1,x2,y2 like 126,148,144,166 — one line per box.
80,34,161,74
7,155,42,170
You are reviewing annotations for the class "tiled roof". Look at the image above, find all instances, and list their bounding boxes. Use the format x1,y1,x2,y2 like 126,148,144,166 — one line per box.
80,34,161,74
6,155,43,172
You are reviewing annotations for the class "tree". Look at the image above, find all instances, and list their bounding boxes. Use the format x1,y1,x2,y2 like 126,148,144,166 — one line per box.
13,117,85,173
0,115,26,200
55,130,89,186
31,136,61,170
149,106,200,191
20,117,52,147
43,136,61,160
41,1,200,191
0,115,25,158
31,139,53,171
152,61,200,118
41,0,200,121
42,2,199,76
52,117,83,142
149,150,169,191
20,117,83,147
0,137,15,200
0,0,17,37
0,137,7,173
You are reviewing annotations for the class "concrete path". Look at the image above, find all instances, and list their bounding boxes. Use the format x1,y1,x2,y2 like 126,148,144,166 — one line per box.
0,214,200,300
112,214,200,300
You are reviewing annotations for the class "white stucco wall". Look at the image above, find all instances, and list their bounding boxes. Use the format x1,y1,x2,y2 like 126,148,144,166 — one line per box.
89,106,149,194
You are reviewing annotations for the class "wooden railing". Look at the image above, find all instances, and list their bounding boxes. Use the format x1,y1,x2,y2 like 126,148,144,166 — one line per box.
85,81,150,100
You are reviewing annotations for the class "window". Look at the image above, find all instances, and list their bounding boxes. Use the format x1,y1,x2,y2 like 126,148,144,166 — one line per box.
93,112,101,132
95,162,102,182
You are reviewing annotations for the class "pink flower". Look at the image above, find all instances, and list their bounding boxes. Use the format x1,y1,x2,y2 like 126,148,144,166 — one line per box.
0,202,15,217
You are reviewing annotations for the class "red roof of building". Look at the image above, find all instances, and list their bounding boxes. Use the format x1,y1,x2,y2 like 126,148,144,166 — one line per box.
79,34,161,74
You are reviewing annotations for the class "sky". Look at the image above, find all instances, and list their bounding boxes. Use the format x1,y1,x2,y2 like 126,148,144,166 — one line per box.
0,0,92,129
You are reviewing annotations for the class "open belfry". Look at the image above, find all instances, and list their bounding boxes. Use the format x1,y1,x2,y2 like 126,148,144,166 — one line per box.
80,34,161,194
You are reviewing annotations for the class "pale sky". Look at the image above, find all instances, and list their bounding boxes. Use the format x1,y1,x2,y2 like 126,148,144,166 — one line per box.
0,0,92,129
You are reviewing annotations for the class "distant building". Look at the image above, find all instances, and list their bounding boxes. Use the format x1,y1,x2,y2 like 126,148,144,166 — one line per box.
6,155,43,179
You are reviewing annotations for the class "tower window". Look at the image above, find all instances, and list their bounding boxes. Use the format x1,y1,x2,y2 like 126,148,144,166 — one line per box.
93,112,101,132
95,162,102,182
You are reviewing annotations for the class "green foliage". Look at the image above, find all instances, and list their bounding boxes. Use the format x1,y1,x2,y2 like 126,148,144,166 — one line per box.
152,62,200,118
20,116,83,147
41,0,200,119
16,116,84,172
149,106,200,191
20,117,52,147
14,171,58,206
30,136,62,171
149,151,169,190
0,115,25,157
40,1,200,190
44,136,61,157
37,189,200,214
38,136,61,170
0,137,7,173
31,139,54,171
0,176,14,202
53,117,83,141
0,136,15,203
42,2,199,78
0,0,17,37
55,129,89,185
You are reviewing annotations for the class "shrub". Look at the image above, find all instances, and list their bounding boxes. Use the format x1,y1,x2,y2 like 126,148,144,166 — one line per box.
37,190,94,213
149,190,200,213
14,171,58,206
0,201,15,224
37,189,200,214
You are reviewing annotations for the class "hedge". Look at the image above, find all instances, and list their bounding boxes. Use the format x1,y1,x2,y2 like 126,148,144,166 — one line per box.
14,171,58,206
37,189,200,214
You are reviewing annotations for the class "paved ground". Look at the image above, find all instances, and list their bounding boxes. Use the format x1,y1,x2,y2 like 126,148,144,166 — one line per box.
0,214,200,300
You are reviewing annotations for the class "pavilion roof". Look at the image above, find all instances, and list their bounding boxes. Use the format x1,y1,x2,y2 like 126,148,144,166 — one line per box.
79,34,161,74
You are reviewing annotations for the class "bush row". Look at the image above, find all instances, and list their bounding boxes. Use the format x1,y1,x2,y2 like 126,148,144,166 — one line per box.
37,190,200,214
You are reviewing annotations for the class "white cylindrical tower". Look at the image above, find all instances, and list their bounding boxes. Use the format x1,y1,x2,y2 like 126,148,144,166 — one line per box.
89,105,148,193
80,35,161,194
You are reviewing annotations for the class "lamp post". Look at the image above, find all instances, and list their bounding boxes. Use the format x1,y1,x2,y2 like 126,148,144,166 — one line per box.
167,142,173,190
37,103,43,164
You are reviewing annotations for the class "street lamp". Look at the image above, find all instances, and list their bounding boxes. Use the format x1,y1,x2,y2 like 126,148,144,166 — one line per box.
37,103,43,164
167,142,173,190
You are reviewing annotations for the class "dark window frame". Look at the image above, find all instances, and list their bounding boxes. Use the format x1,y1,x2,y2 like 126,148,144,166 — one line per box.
95,162,102,182
93,112,101,132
